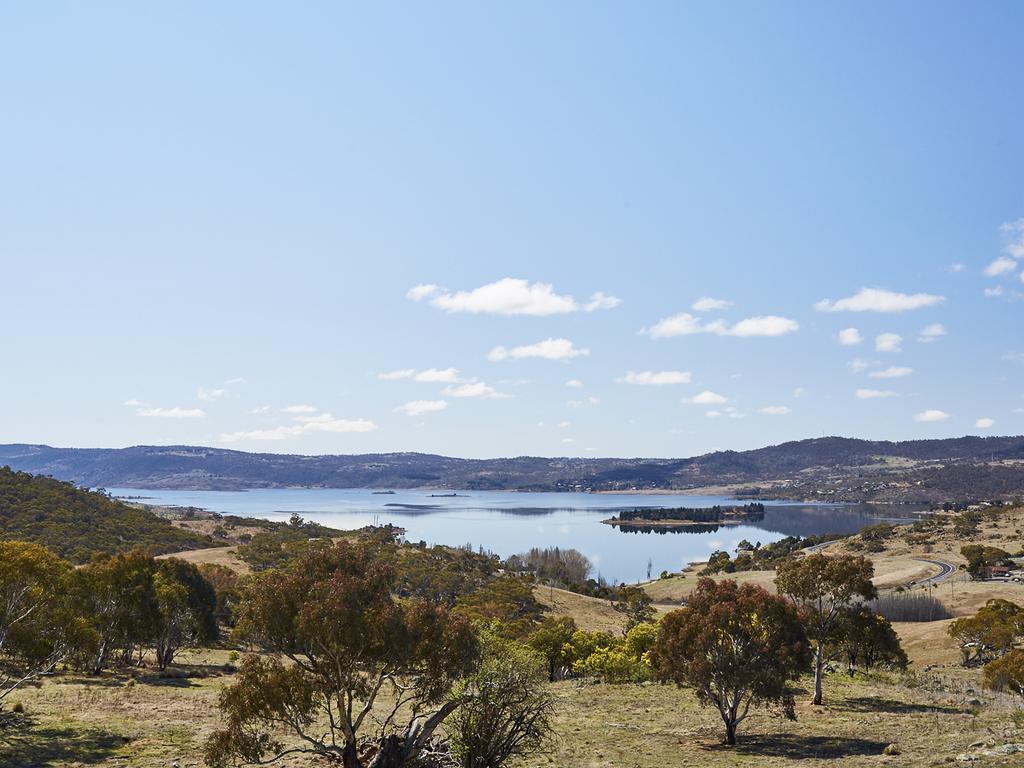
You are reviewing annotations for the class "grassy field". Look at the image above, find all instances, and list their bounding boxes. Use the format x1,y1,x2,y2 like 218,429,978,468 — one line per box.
6,651,1022,768
5,507,1024,767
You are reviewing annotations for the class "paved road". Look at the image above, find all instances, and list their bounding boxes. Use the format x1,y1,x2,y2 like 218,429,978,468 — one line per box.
803,540,835,554
908,557,957,587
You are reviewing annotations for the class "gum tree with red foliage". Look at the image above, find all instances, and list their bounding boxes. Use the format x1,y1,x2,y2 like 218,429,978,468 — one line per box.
651,578,810,746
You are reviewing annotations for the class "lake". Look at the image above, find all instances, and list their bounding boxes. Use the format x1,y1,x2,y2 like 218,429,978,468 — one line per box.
110,488,928,585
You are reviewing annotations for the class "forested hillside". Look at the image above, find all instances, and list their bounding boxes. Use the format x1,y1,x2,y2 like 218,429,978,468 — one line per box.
0,466,213,563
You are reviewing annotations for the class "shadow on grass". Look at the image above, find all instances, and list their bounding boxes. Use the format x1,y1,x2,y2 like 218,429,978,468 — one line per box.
136,674,198,688
56,676,126,688
0,714,126,766
837,696,962,715
707,733,888,759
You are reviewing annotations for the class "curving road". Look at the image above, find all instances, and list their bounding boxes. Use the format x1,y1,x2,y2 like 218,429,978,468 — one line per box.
908,557,957,587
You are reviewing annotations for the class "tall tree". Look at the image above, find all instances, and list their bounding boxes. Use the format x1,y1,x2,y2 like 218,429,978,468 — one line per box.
0,541,93,708
79,550,159,674
204,541,478,768
528,616,577,681
651,578,810,745
833,605,907,675
775,553,877,704
152,558,218,670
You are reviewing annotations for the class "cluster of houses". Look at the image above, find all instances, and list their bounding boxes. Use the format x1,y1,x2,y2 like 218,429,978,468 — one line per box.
979,556,1024,582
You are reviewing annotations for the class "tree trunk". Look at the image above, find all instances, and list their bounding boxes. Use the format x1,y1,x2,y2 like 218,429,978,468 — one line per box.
367,735,407,768
92,638,109,675
724,720,737,746
812,646,824,705
342,740,361,768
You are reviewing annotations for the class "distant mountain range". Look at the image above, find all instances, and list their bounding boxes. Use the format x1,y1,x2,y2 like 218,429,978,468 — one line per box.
2,436,1023,503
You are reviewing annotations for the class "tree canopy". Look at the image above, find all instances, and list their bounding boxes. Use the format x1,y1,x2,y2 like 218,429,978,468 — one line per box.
775,553,877,704
206,540,479,768
651,578,810,745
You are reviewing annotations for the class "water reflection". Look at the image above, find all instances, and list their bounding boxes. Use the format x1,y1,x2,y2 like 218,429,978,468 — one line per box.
109,487,927,585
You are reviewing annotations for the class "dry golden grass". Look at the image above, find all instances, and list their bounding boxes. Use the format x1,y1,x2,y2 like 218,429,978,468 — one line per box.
156,544,251,574
534,585,672,634
7,650,1022,768
507,672,1023,768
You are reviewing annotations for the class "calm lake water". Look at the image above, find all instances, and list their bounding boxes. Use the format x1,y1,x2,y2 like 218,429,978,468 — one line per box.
110,488,927,585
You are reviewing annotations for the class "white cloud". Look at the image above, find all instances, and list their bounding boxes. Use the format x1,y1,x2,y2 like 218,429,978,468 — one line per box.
282,404,317,414
488,338,589,362
1004,219,1024,258
422,278,578,316
414,368,460,383
197,387,227,401
985,286,1005,297
793,387,808,398
565,379,584,388
441,382,510,399
917,323,947,343
224,377,247,385
875,333,902,353
406,284,439,301
378,367,461,383
123,399,144,407
378,369,416,381
643,313,798,339
869,366,913,379
687,390,728,405
220,414,377,442
568,397,600,409
294,414,378,433
643,313,704,338
584,292,621,312
396,400,448,417
847,358,875,373
856,389,898,399
837,328,863,346
815,287,946,313
691,296,733,312
618,371,692,386
760,406,790,415
1002,352,1024,364
250,405,272,414
704,410,722,418
136,406,206,418
724,316,800,337
914,409,950,422
984,257,1018,277
557,420,571,429
949,263,967,273
975,417,995,429
561,437,576,444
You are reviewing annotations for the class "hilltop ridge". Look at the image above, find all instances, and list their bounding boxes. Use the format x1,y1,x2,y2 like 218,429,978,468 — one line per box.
2,435,1023,503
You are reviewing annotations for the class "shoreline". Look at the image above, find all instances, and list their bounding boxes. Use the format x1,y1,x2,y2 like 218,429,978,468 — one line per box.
601,517,745,529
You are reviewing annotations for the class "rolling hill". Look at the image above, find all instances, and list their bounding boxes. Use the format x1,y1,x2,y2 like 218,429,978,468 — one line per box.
1,436,1023,503
0,466,214,563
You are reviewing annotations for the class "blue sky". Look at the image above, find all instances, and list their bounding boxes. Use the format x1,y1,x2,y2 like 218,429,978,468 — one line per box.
1,2,1023,458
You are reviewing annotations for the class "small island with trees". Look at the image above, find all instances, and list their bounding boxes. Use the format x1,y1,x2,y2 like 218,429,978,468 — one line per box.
602,502,766,532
